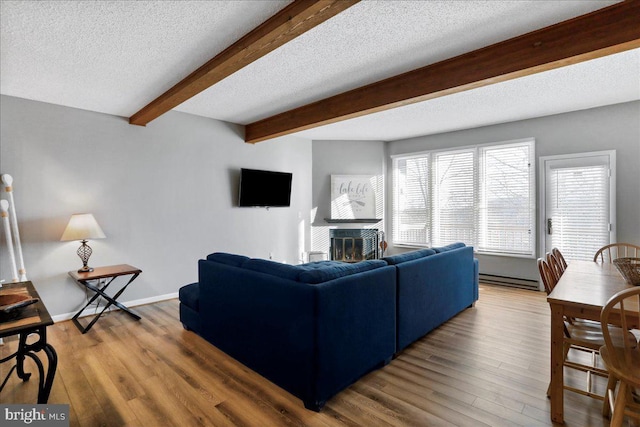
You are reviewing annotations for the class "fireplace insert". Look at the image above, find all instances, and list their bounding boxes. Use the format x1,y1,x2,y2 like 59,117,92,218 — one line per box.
330,229,380,262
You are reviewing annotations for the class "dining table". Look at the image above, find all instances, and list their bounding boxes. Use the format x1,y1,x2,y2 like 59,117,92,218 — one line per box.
546,260,634,424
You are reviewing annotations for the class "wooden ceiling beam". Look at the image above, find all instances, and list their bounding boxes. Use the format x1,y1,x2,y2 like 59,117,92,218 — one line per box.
129,0,359,126
245,0,640,144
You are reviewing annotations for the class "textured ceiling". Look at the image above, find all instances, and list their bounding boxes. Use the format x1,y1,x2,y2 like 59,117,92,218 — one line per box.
296,48,640,141
1,0,638,142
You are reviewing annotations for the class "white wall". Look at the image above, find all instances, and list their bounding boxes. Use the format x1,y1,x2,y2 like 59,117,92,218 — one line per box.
0,95,312,317
386,101,640,281
310,140,386,256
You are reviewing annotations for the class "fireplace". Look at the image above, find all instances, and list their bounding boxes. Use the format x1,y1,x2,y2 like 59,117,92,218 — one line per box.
330,229,380,263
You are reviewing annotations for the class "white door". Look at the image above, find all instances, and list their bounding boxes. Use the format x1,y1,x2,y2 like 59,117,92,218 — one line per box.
540,151,615,261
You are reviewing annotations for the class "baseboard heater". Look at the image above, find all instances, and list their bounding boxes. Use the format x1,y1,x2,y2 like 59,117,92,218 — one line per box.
479,274,540,291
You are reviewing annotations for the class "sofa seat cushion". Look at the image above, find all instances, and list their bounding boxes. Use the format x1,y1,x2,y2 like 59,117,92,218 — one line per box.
431,242,466,253
298,260,387,284
383,249,436,265
206,252,250,267
179,282,200,311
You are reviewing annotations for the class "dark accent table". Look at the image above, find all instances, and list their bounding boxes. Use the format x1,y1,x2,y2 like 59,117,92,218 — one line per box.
69,264,142,334
0,281,57,403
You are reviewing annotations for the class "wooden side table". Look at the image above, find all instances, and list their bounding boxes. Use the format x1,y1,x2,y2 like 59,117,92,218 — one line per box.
69,264,142,334
0,281,57,403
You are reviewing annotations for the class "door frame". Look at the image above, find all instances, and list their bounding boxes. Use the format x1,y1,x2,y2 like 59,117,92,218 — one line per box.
538,150,616,266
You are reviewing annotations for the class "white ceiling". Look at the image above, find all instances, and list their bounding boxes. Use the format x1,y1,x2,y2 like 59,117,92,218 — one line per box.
1,0,638,142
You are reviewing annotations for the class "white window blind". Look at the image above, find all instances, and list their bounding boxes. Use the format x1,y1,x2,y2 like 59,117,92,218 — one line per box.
549,165,609,261
479,143,534,255
393,155,431,246
392,139,535,256
433,150,475,246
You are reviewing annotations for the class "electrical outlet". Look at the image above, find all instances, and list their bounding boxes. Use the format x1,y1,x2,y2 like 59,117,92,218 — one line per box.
269,252,274,260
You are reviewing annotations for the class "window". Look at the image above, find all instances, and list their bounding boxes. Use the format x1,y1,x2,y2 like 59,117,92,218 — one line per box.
433,149,475,246
393,155,431,245
392,139,535,256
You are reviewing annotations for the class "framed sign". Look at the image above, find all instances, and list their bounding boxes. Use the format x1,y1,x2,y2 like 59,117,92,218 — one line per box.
330,175,376,219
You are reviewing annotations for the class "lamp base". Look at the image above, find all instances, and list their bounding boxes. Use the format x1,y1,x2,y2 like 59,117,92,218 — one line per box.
77,240,94,273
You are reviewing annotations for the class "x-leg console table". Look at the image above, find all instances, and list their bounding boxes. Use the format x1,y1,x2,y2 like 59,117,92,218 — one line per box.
69,264,142,334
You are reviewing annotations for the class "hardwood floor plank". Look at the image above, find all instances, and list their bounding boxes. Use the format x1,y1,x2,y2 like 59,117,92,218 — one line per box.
136,329,328,427
87,342,145,400
348,381,457,426
368,371,493,427
471,396,548,427
330,386,420,427
79,347,140,425
55,350,106,421
383,360,535,427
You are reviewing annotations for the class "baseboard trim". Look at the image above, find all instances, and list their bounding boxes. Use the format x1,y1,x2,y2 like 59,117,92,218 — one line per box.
51,292,179,323
479,274,540,291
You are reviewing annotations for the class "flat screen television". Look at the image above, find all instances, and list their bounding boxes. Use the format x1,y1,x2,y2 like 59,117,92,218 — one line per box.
238,168,292,207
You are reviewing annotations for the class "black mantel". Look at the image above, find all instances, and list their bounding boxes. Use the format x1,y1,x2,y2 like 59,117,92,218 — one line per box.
323,218,382,224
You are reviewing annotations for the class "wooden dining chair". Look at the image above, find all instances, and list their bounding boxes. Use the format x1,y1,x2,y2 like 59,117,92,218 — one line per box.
539,258,609,399
546,251,564,283
552,247,568,271
538,257,558,294
594,243,640,263
599,287,640,426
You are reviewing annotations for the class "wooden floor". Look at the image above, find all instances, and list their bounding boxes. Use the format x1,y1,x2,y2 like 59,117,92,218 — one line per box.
0,285,625,426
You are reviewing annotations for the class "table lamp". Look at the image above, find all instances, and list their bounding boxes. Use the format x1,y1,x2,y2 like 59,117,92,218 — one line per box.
60,213,106,273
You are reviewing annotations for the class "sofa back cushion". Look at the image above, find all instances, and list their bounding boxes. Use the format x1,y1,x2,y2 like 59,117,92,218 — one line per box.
205,252,388,284
243,258,302,281
206,252,250,267
431,242,466,253
298,260,387,284
383,248,436,265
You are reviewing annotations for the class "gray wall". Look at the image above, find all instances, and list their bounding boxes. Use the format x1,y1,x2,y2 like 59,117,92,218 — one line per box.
386,101,640,281
0,95,312,317
310,140,386,255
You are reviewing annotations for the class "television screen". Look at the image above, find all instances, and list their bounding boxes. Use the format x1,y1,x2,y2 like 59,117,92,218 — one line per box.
238,168,292,207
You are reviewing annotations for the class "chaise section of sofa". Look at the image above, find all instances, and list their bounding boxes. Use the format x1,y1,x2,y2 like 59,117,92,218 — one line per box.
383,243,479,352
178,282,200,334
180,253,397,411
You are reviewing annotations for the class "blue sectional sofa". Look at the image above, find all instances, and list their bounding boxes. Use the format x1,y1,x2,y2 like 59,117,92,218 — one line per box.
180,253,397,411
179,243,478,410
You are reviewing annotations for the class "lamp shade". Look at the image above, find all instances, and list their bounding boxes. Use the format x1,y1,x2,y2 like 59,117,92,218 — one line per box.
60,213,106,241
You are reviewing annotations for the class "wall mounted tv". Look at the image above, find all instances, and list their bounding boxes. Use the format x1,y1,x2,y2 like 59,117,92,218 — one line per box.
238,168,293,208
